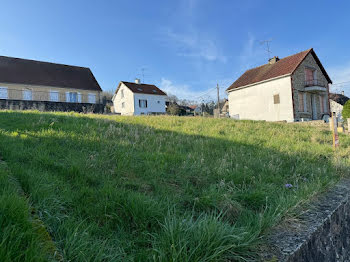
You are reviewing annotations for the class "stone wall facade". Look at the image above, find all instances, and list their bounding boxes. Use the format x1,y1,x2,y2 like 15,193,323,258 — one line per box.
263,178,350,261
291,53,330,121
0,99,105,113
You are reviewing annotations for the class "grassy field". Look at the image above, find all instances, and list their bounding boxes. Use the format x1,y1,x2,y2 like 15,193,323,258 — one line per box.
0,111,350,261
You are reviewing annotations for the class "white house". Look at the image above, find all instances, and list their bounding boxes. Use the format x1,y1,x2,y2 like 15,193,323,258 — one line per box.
227,48,332,122
112,79,167,115
329,92,349,122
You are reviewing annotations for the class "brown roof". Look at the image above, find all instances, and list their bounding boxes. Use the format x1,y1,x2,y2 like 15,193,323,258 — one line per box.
0,55,102,91
329,93,349,105
118,81,167,96
227,48,332,91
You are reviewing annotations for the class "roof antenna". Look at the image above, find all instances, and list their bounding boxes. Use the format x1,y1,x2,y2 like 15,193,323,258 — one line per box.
260,39,273,60
141,68,147,84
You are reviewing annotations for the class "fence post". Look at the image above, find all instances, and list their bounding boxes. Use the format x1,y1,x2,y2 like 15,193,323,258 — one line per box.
330,112,339,148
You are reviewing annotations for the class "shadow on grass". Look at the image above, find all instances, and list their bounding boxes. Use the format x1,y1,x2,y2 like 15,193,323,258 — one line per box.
0,111,346,261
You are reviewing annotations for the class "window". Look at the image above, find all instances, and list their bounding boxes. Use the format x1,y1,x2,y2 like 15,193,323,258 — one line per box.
50,91,59,102
23,89,32,100
0,87,8,99
298,92,304,112
139,99,147,108
121,89,124,98
273,94,280,104
122,102,125,108
88,93,96,104
157,101,160,104
319,95,325,113
66,92,78,103
78,93,82,103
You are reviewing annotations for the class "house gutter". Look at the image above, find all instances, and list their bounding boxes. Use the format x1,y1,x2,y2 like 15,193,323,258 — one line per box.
227,73,291,92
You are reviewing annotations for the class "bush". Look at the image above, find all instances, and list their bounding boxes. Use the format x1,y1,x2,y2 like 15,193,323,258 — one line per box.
167,103,180,115
342,100,350,120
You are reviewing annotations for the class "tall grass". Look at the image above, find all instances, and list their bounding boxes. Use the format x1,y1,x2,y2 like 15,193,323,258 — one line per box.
0,111,349,261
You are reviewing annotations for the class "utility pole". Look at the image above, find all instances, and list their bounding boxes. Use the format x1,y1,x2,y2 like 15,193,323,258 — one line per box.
216,83,220,118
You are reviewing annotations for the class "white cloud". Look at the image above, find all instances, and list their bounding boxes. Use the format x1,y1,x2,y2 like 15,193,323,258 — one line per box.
239,33,266,72
161,29,227,63
160,78,218,101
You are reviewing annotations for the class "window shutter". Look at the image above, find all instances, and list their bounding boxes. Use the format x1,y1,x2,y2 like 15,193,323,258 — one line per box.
66,92,70,102
273,94,280,104
139,99,141,107
78,93,82,103
146,100,148,108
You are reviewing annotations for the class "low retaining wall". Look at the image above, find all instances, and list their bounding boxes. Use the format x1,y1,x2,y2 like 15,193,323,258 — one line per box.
263,178,350,261
0,99,105,113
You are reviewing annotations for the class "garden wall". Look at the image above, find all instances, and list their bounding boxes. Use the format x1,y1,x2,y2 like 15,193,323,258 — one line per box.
263,178,350,261
0,99,105,114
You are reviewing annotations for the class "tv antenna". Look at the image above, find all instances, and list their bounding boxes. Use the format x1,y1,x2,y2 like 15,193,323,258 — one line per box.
141,68,147,83
260,39,273,60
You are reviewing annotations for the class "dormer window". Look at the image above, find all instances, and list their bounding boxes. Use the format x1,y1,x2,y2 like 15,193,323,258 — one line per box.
137,88,143,91
152,90,157,93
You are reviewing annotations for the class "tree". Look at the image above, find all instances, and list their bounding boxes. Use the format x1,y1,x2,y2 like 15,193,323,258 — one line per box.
167,103,180,115
342,100,350,120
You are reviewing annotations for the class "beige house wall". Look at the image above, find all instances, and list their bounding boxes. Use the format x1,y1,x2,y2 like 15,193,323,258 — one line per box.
0,82,101,104
291,53,330,120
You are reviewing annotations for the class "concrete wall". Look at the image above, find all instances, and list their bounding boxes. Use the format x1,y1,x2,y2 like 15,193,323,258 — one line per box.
228,76,294,122
113,83,135,115
263,178,350,261
291,53,330,120
0,82,101,104
0,99,104,113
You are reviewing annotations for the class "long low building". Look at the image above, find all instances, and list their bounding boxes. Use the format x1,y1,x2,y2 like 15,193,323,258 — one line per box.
0,55,102,111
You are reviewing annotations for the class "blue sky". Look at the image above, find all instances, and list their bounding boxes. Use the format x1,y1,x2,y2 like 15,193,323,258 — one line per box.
1,0,350,101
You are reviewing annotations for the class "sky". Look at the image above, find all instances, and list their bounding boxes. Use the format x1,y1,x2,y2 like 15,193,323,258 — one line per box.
0,0,350,101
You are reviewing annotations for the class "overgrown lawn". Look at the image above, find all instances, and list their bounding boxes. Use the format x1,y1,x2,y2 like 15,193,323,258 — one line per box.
0,111,349,261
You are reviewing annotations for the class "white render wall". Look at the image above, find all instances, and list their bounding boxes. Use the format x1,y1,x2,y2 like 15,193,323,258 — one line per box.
330,100,344,122
133,93,166,115
113,83,135,115
228,76,295,122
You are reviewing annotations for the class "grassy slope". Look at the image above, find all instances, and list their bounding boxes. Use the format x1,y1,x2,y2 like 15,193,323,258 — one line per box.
0,111,349,261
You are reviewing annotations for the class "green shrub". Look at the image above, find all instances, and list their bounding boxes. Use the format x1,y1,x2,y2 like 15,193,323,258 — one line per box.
342,100,350,120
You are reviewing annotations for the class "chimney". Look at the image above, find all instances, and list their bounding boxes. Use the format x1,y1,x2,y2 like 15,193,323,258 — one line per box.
135,78,141,84
268,56,280,64
342,91,345,96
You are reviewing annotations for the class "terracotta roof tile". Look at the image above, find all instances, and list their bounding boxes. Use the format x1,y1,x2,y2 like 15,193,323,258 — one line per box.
329,93,349,105
227,48,331,91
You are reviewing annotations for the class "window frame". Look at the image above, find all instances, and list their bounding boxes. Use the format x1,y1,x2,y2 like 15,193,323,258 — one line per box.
50,90,59,102
139,99,148,108
22,88,33,101
88,93,96,104
0,87,8,99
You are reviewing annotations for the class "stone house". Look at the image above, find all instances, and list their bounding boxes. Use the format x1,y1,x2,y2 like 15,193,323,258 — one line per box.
227,48,332,122
329,92,349,122
112,79,167,115
0,56,102,108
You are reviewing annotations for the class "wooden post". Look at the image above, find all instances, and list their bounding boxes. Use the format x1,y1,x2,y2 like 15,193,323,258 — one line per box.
330,112,339,148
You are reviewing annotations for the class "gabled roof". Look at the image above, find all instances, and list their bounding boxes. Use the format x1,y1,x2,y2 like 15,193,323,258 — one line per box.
227,48,332,91
0,55,102,91
329,93,349,106
117,81,167,96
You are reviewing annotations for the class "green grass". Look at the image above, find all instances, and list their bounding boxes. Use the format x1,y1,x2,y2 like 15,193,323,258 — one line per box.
0,110,349,261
